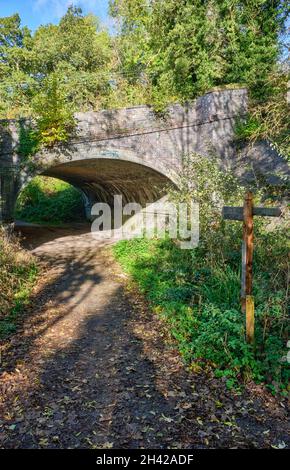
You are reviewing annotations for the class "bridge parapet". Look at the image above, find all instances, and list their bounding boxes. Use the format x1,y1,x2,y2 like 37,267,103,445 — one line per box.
74,88,248,138
0,88,289,223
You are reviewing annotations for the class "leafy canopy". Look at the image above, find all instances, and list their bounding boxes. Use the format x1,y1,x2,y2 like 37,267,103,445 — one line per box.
110,0,288,103
109,0,289,153
0,6,112,144
0,3,288,151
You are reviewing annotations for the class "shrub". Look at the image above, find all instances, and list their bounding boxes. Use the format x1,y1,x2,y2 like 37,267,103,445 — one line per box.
15,176,85,224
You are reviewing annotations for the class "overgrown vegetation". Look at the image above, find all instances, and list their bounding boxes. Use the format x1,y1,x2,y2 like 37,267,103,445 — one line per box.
110,1,288,103
0,3,288,147
0,227,37,338
0,1,289,391
114,156,289,392
235,72,290,160
15,176,85,225
110,1,289,153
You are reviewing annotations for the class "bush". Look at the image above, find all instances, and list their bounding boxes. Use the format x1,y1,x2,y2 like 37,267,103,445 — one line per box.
235,72,290,161
15,176,85,224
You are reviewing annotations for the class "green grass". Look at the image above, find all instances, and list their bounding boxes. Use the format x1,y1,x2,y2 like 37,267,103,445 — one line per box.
0,229,38,339
15,176,85,225
0,267,38,339
113,228,289,393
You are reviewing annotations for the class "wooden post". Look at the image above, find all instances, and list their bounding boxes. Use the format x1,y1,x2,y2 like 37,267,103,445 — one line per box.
243,192,254,343
241,240,246,312
246,295,255,344
242,192,254,310
244,191,254,296
222,196,281,345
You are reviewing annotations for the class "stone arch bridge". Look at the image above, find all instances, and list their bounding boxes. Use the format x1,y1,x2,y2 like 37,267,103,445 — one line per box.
0,88,288,223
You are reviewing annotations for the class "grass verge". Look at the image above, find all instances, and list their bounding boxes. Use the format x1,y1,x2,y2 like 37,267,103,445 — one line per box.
113,227,289,394
0,227,38,339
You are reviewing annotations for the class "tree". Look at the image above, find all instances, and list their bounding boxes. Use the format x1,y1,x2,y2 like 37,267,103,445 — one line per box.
31,6,112,110
0,7,113,121
110,0,289,104
31,73,75,147
0,14,33,117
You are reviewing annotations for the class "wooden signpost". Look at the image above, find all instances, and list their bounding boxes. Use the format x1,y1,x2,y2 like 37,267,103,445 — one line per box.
223,192,282,344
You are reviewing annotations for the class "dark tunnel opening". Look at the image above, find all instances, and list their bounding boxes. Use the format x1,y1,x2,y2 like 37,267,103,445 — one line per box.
42,158,174,222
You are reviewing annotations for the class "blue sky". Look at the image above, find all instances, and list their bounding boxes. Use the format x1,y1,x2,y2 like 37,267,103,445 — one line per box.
0,0,111,31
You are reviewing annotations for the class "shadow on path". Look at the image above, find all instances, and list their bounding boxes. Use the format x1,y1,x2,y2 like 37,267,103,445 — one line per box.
0,226,289,449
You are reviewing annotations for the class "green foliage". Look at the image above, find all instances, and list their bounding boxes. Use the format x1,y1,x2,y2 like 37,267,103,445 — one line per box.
15,176,85,224
31,74,75,147
0,7,112,144
1,3,288,145
169,154,245,238
235,115,266,140
18,120,40,158
30,7,112,111
235,72,290,160
113,157,289,392
114,230,289,391
110,0,289,108
0,227,38,338
0,14,33,117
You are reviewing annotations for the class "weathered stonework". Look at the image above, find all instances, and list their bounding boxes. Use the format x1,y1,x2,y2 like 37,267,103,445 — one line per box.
0,88,289,222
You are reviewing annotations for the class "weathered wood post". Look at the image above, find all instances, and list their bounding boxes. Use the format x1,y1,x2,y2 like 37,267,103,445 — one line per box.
242,192,254,343
222,194,282,345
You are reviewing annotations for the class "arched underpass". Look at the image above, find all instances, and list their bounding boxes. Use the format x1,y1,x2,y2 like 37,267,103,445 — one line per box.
42,158,173,221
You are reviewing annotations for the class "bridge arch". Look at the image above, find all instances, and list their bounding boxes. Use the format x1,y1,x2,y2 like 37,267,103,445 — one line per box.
42,156,177,220
1,88,289,223
17,152,178,222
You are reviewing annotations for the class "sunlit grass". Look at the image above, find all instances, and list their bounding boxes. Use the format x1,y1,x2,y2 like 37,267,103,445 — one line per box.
15,176,85,225
0,227,38,338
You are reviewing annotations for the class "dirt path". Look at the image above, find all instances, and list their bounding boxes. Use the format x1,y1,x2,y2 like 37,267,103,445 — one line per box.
0,226,289,449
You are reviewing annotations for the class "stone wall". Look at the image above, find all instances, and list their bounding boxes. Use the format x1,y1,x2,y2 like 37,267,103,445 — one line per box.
0,88,289,222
